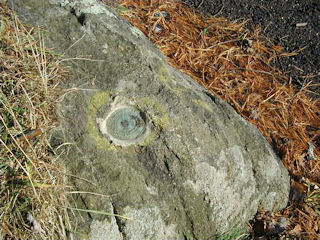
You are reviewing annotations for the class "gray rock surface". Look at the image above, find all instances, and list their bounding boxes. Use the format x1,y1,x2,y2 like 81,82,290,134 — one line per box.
7,0,290,239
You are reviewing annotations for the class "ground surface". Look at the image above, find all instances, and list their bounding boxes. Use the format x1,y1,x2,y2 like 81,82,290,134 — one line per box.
182,0,320,96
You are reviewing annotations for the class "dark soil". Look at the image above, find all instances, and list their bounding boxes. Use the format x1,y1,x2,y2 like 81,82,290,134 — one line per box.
182,0,320,97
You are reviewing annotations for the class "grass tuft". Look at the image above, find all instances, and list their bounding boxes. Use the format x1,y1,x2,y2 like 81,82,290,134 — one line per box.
0,4,71,239
216,228,249,240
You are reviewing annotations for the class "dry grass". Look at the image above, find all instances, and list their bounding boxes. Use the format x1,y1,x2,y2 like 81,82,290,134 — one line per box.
0,4,71,239
116,0,320,238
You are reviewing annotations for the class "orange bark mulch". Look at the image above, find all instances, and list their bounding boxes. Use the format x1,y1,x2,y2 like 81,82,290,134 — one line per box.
114,0,319,238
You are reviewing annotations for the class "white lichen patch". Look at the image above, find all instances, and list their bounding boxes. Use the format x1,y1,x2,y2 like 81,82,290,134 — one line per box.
89,217,123,240
146,185,159,196
123,206,180,240
82,5,116,17
60,0,116,17
184,145,258,232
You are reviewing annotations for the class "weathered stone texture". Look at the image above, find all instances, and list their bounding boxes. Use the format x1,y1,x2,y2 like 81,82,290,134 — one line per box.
8,0,290,239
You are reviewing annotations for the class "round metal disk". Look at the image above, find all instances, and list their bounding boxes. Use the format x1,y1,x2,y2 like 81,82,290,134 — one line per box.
105,107,147,144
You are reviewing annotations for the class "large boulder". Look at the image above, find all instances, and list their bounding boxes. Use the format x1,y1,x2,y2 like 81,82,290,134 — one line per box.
8,0,290,239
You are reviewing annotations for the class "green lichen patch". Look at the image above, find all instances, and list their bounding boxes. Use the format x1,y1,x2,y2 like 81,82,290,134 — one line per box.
87,91,118,150
136,97,170,131
157,65,185,97
192,99,214,113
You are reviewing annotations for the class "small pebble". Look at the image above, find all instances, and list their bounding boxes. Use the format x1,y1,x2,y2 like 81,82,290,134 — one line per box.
296,22,308,27
154,24,163,33
154,11,170,19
